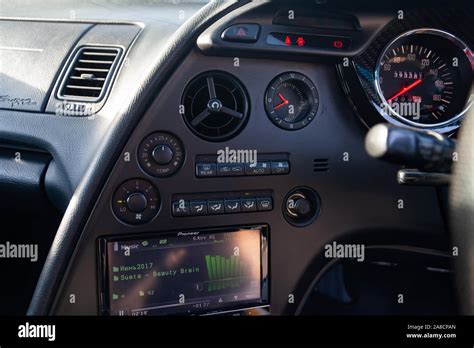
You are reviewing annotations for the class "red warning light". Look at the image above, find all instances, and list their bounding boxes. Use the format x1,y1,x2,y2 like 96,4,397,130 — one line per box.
284,35,292,46
333,40,344,49
296,37,305,46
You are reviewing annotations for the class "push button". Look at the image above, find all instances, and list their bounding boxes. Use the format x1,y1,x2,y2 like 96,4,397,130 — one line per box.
217,163,244,176
221,24,260,43
172,200,190,217
190,201,207,216
241,198,257,212
257,197,273,211
208,200,225,215
271,161,290,174
224,199,241,213
196,163,216,177
245,162,271,175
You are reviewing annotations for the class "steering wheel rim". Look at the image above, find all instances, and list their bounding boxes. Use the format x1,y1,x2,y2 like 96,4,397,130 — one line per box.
450,105,474,314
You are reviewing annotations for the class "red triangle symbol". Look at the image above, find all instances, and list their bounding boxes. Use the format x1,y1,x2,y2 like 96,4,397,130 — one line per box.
236,28,247,36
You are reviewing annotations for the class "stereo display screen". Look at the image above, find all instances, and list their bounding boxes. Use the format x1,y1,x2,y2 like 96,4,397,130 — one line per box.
99,226,268,316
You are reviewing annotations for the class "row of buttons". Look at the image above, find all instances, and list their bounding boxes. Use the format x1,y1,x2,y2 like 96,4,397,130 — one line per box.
172,197,273,217
196,161,289,178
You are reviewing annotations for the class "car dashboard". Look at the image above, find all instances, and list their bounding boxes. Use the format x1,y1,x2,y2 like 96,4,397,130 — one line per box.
0,0,472,320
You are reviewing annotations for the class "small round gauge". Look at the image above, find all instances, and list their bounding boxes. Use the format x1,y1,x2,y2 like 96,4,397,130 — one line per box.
265,72,319,130
375,29,473,128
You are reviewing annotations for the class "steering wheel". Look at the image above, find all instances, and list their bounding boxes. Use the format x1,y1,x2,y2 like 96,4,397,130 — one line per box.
451,105,474,314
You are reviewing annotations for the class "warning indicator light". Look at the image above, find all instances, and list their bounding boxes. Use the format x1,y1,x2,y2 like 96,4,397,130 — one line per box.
333,40,344,49
296,37,305,46
284,35,291,46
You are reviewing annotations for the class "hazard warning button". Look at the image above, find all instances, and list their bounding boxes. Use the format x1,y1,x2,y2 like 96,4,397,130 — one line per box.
221,24,260,43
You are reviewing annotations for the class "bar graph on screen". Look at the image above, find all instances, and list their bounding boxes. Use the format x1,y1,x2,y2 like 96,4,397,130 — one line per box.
205,254,246,291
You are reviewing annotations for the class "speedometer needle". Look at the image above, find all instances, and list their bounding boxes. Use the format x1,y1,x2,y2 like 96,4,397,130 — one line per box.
387,79,422,103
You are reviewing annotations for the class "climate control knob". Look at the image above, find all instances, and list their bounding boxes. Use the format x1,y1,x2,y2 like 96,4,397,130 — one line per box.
126,192,148,213
152,145,173,165
112,179,160,224
138,132,184,177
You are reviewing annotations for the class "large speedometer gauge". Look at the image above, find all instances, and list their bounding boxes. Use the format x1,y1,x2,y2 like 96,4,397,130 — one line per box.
375,29,473,128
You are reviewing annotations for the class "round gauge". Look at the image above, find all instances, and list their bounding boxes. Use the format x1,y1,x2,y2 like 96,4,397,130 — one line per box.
375,29,473,128
265,72,319,130
137,132,184,177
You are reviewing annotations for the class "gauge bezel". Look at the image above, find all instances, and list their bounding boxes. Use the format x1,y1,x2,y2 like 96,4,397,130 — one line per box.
264,72,319,131
374,28,474,129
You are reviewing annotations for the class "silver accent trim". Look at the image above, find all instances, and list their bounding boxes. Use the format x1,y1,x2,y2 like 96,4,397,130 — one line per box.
397,168,450,186
374,28,474,129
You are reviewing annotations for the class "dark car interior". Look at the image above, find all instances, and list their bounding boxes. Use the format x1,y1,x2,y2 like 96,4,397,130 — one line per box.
1,0,473,335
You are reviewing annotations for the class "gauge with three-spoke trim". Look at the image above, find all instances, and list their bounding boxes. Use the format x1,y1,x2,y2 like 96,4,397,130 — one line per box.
265,72,319,130
375,29,473,128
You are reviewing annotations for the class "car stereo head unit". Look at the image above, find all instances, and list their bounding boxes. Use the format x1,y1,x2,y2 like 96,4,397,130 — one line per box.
98,225,269,316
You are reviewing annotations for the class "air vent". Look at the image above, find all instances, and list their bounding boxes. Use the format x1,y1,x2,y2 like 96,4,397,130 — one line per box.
181,71,249,141
313,158,329,172
58,46,122,102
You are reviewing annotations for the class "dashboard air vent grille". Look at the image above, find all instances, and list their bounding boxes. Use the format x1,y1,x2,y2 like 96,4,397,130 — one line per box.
181,71,249,142
58,46,122,102
313,158,329,172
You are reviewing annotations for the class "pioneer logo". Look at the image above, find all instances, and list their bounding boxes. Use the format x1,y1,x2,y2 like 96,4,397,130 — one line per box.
18,322,56,341
177,231,200,236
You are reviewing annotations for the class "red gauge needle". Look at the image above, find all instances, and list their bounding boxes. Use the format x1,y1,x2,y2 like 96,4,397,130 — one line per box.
387,79,422,103
274,93,289,110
